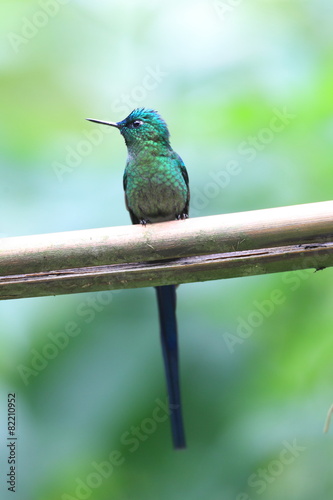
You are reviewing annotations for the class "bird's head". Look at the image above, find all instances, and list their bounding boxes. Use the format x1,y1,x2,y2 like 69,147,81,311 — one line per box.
87,108,170,149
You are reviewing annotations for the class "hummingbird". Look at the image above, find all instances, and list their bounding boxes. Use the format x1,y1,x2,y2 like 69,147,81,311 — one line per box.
87,108,190,449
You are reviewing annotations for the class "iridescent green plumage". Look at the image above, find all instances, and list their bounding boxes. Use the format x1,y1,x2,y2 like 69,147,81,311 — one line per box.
119,108,189,224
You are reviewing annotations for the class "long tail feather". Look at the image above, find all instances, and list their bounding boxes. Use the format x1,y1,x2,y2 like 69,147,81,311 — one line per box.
155,285,186,449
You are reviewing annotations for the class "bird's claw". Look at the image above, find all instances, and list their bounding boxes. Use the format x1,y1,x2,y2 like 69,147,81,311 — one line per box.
176,213,188,220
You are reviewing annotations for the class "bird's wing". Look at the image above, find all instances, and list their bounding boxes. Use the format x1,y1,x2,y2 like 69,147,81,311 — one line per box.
123,170,127,191
174,153,190,216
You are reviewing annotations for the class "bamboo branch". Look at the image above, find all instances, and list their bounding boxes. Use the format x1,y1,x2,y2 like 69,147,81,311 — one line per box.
1,201,333,300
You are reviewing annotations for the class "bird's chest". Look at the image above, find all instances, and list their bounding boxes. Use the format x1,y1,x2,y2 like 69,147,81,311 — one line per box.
126,152,180,193
124,153,186,220
133,167,170,190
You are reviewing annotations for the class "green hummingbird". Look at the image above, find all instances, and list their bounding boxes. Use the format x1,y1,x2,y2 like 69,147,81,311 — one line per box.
87,108,190,449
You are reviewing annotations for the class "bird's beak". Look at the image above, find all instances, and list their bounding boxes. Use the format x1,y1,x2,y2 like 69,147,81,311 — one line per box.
86,118,119,128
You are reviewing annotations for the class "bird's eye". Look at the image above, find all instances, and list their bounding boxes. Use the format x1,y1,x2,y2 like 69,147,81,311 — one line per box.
130,120,143,128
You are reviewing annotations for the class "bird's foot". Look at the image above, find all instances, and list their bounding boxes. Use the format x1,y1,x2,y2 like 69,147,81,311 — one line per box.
176,213,189,220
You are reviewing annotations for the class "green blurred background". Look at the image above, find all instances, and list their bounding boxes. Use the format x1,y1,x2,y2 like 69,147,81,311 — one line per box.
1,1,333,499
